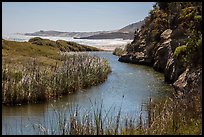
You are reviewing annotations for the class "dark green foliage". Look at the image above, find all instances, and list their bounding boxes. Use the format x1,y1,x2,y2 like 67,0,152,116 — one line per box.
184,31,202,66
194,15,202,23
157,2,169,10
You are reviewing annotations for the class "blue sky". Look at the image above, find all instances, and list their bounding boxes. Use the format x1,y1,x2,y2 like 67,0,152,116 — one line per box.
2,2,154,34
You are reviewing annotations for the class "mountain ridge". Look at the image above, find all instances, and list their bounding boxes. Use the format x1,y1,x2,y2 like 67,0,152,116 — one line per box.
25,20,145,40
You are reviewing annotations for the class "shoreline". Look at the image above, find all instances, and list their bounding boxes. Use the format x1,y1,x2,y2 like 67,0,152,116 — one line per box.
95,44,127,51
2,34,131,52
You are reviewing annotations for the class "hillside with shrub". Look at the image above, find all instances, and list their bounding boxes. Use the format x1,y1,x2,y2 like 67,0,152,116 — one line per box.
118,2,202,134
119,2,202,89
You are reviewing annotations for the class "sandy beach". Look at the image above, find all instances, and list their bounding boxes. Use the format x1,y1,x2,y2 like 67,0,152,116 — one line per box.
94,43,129,51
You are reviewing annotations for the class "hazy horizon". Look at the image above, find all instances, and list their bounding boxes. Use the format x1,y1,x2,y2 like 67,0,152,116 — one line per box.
2,2,154,34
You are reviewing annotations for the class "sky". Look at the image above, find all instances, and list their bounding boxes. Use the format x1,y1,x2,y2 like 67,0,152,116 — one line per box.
2,2,154,34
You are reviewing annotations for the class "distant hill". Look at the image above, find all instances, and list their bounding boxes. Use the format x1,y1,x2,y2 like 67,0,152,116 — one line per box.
118,20,145,33
74,32,135,40
25,30,111,38
76,20,145,40
25,20,145,40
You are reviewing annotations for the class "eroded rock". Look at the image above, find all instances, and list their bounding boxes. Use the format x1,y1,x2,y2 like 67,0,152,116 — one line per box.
160,29,172,41
173,67,202,95
119,28,201,95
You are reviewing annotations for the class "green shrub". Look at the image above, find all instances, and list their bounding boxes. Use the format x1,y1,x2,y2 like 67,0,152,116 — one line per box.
173,45,187,57
196,34,202,47
113,47,125,56
194,15,202,22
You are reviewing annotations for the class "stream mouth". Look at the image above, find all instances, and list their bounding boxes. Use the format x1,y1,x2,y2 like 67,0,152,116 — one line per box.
2,51,174,135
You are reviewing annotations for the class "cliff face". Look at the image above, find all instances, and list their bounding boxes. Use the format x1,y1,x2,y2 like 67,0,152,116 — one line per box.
119,2,202,94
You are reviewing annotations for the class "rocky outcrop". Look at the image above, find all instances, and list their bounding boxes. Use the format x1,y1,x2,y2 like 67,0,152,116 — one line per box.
118,52,153,66
173,67,202,95
152,39,171,72
155,29,186,83
118,27,198,93
118,2,202,97
119,29,185,83
119,29,153,66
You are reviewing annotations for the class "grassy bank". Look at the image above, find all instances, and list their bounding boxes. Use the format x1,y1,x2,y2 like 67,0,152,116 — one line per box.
2,53,111,105
2,39,61,66
2,38,101,66
29,37,101,52
2,39,110,105
134,90,202,135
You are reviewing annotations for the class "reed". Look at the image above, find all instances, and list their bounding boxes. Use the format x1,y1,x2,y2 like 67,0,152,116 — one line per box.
31,89,202,135
2,53,111,105
3,89,202,135
140,91,202,135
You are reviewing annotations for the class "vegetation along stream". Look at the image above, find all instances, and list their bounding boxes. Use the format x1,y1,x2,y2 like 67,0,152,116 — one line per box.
2,51,174,135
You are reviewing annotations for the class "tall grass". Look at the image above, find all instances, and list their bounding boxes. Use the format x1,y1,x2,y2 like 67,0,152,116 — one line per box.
2,88,202,135
2,53,111,105
141,91,202,135
31,90,202,135
30,98,128,135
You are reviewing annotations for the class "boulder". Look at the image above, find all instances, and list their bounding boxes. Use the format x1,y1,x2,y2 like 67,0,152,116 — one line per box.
118,54,132,63
173,67,202,95
160,29,172,41
118,52,153,66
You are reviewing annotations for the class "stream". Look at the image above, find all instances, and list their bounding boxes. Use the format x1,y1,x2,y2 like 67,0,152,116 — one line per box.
2,51,174,135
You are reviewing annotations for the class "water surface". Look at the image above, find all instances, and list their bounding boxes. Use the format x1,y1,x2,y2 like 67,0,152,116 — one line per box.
2,52,174,135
